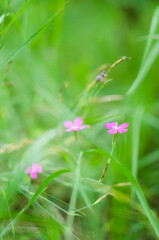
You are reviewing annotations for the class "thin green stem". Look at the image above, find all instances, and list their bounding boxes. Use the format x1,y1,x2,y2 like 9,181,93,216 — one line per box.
99,134,118,182
74,131,78,141
65,152,82,240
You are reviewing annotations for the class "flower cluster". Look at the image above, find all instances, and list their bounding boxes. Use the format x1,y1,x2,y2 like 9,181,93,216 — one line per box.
64,117,129,135
23,119,129,179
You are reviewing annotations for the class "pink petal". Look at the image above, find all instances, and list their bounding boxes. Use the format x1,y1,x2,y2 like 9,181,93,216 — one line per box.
110,122,118,128
65,128,73,132
30,171,37,179
32,164,42,173
73,126,80,131
25,166,31,174
78,125,88,130
74,125,88,131
74,117,83,127
107,129,118,134
105,123,112,129
118,128,128,133
64,121,73,128
118,123,129,129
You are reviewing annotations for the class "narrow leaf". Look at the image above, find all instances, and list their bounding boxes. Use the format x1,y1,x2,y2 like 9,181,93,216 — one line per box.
84,149,159,237
0,2,66,69
0,169,69,237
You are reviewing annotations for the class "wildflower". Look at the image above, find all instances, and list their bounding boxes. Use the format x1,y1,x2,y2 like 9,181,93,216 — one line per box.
105,122,129,134
25,163,42,179
96,70,106,83
64,117,88,132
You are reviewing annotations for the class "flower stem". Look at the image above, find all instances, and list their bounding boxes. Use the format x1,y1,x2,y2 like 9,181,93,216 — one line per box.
74,131,78,141
99,133,118,182
64,152,82,240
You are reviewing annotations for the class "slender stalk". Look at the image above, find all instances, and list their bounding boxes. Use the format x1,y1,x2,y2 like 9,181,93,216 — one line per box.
104,56,131,79
131,106,144,199
99,134,118,182
74,131,78,141
65,152,82,240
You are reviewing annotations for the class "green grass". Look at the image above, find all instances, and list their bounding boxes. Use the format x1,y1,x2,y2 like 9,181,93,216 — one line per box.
0,0,159,239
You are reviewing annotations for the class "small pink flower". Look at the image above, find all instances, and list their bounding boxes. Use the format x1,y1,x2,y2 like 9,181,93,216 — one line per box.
25,164,42,179
105,122,129,134
64,117,88,132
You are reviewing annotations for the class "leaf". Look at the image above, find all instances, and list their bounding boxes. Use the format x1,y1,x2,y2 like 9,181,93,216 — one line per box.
0,2,67,69
139,149,159,168
84,112,119,124
127,41,159,95
0,169,69,238
84,149,159,237
0,13,10,25
0,0,33,37
93,193,114,205
142,6,159,63
64,152,82,239
127,7,159,95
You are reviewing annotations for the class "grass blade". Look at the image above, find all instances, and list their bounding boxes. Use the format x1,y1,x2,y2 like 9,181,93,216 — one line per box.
84,149,159,237
126,6,159,96
131,107,144,178
0,2,66,69
142,6,159,63
64,152,82,240
0,0,10,34
0,169,69,238
144,113,159,130
0,188,15,240
127,41,159,95
0,0,33,37
139,149,159,168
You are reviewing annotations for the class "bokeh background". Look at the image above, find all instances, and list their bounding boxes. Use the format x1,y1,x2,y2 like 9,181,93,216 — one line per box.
0,0,159,239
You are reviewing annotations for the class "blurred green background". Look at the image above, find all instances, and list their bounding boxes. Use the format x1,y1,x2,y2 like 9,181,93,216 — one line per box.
0,0,159,239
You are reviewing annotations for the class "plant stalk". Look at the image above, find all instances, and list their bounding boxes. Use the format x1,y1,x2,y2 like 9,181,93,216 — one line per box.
99,133,118,182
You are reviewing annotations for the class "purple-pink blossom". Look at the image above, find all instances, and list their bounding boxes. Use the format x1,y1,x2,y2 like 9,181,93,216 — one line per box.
105,122,129,134
96,70,106,84
25,164,42,179
64,117,88,132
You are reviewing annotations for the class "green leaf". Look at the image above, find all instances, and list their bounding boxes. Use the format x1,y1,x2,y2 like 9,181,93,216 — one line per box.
126,41,159,95
139,149,159,169
0,2,66,69
84,112,119,124
0,0,33,37
142,6,159,63
0,169,69,238
84,149,159,237
127,7,159,95
64,152,82,240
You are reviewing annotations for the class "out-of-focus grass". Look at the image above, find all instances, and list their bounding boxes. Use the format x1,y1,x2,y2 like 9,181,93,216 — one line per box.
0,0,159,239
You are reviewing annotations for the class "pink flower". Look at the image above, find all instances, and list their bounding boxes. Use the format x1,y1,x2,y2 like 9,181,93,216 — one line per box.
25,164,42,179
105,122,129,134
64,117,88,132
